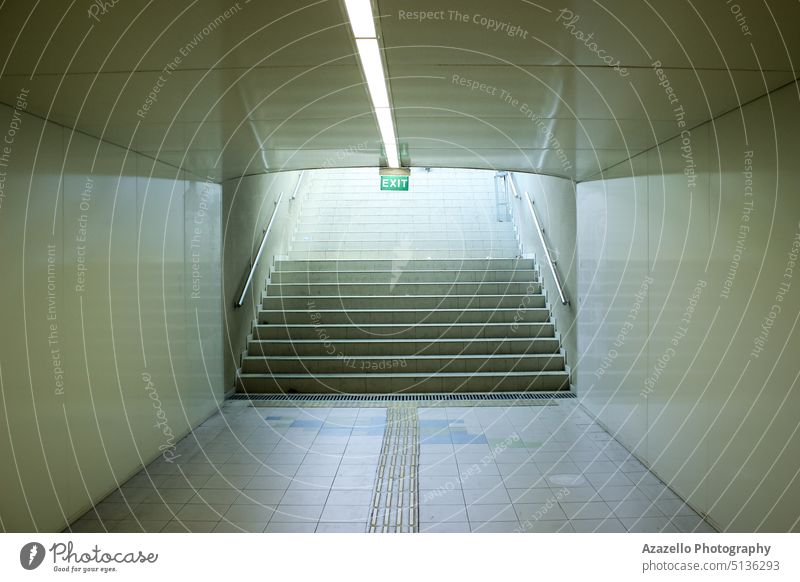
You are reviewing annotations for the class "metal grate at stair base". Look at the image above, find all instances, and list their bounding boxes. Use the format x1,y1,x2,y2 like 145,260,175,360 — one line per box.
229,392,575,402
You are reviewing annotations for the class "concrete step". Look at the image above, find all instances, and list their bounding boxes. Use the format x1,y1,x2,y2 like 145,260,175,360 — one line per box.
241,353,565,374
274,259,534,271
299,200,504,206
300,206,501,214
302,200,499,207
286,250,519,260
295,230,515,236
270,269,537,284
258,307,551,325
250,322,555,340
247,337,560,357
305,195,496,199
262,294,546,310
292,232,518,242
298,216,508,225
303,192,496,199
300,209,503,217
264,281,540,296
289,240,519,252
306,185,494,191
235,371,570,393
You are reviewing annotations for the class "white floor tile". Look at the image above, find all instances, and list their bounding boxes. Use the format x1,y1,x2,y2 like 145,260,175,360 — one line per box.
419,488,465,505
73,402,714,534
470,521,521,533
271,505,324,522
213,521,267,532
326,490,374,506
610,499,664,519
419,522,470,533
463,488,512,505
621,516,680,533
506,488,553,504
316,522,367,533
176,503,230,521
234,490,284,505
514,502,567,522
570,518,627,533
419,504,468,523
517,519,573,533
264,522,317,533
467,504,518,522
280,489,330,506
161,520,217,533
560,501,615,520
223,503,275,522
320,505,370,522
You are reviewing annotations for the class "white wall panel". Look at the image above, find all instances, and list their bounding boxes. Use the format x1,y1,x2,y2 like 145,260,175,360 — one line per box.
578,156,650,459
0,103,223,532
577,82,800,532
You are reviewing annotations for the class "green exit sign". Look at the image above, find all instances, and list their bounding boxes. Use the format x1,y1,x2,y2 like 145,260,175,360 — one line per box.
380,175,409,191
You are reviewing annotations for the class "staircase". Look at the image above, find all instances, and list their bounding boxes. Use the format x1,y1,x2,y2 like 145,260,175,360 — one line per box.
236,168,569,393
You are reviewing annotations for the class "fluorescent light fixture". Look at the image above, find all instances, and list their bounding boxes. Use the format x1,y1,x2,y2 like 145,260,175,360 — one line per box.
375,107,397,143
385,146,400,169
375,109,399,167
344,0,377,38
355,38,390,108
345,0,401,168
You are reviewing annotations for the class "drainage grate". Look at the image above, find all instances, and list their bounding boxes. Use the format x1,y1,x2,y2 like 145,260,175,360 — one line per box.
229,392,575,402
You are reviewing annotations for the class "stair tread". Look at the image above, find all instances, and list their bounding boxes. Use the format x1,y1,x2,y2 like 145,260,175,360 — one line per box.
243,354,561,361
248,337,557,343
237,371,568,378
259,308,547,313
254,322,550,328
264,293,542,297
272,269,531,274
275,257,533,263
268,281,531,285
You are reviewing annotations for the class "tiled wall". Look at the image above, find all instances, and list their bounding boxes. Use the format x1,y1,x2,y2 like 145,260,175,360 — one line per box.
0,103,224,531
576,82,800,531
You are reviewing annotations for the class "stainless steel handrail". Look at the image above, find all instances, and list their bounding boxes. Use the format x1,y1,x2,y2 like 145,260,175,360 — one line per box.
235,191,284,308
235,171,306,308
290,170,305,201
507,173,569,306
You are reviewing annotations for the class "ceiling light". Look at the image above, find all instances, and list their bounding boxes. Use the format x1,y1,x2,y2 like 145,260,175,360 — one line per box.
355,38,390,108
345,0,401,168
344,0,377,38
375,107,397,143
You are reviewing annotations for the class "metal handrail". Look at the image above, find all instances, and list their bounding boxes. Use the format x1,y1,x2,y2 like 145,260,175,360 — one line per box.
290,170,305,201
235,171,306,308
235,191,283,308
507,173,569,306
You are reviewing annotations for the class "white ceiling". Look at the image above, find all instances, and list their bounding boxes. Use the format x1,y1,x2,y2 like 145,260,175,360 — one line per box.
0,0,797,181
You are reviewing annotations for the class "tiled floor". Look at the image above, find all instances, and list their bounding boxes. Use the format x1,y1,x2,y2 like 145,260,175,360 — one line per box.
68,399,715,533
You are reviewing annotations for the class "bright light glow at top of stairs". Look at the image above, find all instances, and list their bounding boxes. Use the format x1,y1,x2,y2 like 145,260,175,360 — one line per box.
344,0,377,38
345,1,400,168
